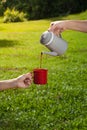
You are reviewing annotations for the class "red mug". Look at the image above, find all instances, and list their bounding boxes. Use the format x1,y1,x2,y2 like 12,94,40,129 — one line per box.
33,68,48,85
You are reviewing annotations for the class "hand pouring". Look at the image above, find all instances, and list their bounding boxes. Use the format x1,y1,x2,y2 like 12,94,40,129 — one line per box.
40,31,68,56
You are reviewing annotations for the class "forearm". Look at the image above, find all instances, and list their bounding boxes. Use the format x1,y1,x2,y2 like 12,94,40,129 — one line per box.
0,79,17,91
65,20,87,33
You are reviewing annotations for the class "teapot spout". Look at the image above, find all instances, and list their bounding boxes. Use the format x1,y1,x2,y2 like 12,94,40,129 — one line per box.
42,51,58,56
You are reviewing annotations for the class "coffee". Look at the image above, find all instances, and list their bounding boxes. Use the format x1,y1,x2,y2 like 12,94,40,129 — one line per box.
33,52,48,85
40,52,43,68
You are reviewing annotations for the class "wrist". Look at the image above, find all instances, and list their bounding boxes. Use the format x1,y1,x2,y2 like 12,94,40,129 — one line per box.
64,20,77,31
62,20,70,30
10,78,18,89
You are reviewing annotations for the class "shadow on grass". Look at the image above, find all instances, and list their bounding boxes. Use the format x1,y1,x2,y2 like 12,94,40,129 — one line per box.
0,67,28,71
48,15,67,22
71,48,87,53
0,39,19,47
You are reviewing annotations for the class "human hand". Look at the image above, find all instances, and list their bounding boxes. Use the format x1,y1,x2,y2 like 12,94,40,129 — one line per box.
16,73,33,88
48,21,66,35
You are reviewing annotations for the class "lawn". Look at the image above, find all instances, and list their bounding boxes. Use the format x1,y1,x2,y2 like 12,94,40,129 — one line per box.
0,11,87,130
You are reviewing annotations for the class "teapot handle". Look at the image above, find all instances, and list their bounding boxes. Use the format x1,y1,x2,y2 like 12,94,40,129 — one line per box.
57,34,62,38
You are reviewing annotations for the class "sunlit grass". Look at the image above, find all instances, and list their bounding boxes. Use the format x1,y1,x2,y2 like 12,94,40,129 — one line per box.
0,11,87,130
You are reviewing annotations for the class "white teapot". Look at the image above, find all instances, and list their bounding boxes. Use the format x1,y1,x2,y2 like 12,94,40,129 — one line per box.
40,31,68,56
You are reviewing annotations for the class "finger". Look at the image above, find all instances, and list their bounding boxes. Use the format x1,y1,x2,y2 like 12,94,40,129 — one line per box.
50,22,55,26
28,72,33,77
25,81,31,86
24,78,33,85
24,80,31,87
24,73,33,80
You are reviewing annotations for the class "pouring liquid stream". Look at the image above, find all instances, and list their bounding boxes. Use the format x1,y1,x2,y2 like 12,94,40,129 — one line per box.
40,52,43,68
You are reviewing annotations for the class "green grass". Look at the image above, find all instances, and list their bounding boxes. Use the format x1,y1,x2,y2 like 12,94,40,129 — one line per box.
0,11,87,130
